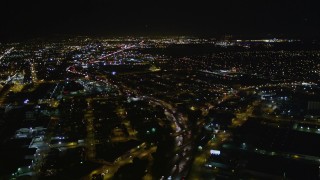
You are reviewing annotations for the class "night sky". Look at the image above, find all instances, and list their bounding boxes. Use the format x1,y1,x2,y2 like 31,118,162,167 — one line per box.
1,0,320,40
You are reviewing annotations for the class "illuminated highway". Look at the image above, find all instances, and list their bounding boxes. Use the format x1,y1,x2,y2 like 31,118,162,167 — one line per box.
0,47,14,61
65,45,195,179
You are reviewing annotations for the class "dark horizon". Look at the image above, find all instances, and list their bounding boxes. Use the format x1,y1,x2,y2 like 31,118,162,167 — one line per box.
1,0,320,41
